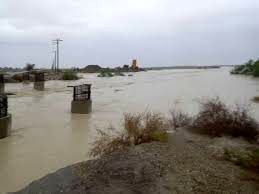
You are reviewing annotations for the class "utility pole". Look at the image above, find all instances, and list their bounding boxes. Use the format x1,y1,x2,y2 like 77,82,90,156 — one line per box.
54,50,57,71
52,38,63,71
52,51,57,71
51,44,56,71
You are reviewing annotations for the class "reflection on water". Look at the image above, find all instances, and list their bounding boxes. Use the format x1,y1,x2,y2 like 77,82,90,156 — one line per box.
0,67,259,193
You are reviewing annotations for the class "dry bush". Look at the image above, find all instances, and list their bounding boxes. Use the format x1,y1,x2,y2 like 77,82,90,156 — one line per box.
230,105,259,139
192,97,259,141
169,109,192,130
89,126,131,157
141,112,169,143
90,112,169,157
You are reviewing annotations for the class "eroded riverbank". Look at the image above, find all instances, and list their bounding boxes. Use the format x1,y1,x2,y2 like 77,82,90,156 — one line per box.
12,129,259,193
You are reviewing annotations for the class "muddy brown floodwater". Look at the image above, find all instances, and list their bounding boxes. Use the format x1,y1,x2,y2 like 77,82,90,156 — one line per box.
0,67,259,193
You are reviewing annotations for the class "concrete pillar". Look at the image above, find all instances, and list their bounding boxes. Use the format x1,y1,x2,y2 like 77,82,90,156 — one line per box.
34,81,45,91
0,74,4,94
22,72,30,83
0,83,4,94
0,114,12,139
23,80,30,85
71,100,92,114
34,72,45,91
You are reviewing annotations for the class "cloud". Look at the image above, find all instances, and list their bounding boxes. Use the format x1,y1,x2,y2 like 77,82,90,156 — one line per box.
0,0,259,67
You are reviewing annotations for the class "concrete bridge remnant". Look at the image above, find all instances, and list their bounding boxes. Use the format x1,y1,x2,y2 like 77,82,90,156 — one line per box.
0,94,11,139
70,84,92,114
0,74,5,94
33,72,45,91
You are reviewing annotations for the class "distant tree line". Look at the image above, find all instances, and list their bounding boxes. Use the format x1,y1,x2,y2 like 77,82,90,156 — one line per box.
231,59,259,77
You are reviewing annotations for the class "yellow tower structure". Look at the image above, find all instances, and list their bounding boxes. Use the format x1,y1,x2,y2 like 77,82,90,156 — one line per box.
132,59,138,71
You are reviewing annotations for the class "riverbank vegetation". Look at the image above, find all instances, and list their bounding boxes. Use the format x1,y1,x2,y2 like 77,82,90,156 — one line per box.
13,98,259,193
169,108,191,130
97,69,126,77
191,97,259,141
61,71,79,80
91,97,259,157
90,112,169,157
231,59,259,77
97,70,114,77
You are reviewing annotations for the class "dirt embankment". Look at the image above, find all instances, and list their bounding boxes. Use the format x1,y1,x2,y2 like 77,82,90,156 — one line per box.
165,129,259,193
11,129,259,194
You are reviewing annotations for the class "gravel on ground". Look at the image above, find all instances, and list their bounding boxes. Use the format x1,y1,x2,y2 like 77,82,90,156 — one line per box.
11,129,259,194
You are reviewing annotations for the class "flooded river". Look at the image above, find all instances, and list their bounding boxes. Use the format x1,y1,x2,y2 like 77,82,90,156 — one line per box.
0,67,259,193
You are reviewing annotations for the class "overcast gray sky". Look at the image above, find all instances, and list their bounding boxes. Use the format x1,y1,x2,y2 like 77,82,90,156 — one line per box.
0,0,259,68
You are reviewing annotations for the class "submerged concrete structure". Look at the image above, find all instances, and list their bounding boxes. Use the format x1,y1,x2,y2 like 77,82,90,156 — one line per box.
0,84,4,94
33,72,45,91
0,94,11,139
71,84,92,114
0,114,11,139
34,82,45,91
71,100,92,114
22,72,30,84
0,74,4,94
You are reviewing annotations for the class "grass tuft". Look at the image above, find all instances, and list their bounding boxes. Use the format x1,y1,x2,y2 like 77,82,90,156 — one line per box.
61,71,79,80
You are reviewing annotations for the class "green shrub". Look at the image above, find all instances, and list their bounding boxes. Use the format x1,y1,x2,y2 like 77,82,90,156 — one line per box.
231,59,259,77
90,112,169,157
61,71,79,80
151,131,168,142
191,97,259,141
114,72,125,76
230,65,245,74
97,71,114,77
246,59,255,72
224,148,259,174
253,60,259,77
